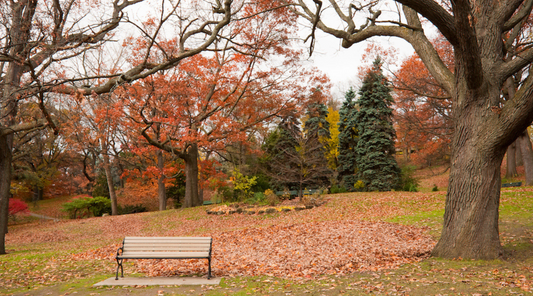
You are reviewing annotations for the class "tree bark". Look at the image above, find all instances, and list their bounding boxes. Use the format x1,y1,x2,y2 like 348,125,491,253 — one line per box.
0,134,13,254
157,150,167,211
518,130,533,185
182,143,200,208
432,83,506,259
516,140,524,166
102,152,118,215
506,141,518,178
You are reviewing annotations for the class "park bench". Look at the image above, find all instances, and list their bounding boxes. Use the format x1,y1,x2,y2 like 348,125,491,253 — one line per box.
275,189,324,197
115,237,212,280
502,182,522,188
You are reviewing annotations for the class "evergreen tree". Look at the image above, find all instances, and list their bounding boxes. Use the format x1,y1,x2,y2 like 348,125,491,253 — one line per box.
354,58,400,191
303,102,331,187
337,87,359,190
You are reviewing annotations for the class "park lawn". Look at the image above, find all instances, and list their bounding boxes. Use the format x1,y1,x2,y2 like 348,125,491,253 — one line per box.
1,188,533,296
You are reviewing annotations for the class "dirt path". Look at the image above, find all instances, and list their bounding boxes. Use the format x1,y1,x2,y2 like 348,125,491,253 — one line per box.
29,212,62,222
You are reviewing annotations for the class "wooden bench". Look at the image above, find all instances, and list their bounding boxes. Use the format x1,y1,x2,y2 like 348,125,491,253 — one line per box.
115,237,212,280
275,189,324,197
502,182,522,188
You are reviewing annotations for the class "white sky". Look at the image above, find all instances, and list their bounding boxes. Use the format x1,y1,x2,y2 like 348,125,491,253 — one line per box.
301,30,415,100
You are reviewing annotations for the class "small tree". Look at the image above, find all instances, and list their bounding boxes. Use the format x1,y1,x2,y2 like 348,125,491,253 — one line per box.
354,58,400,191
303,101,331,188
337,87,359,190
264,112,332,197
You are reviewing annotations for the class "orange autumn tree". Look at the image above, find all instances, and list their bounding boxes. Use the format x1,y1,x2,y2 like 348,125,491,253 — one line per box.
120,3,330,208
392,37,454,166
62,92,128,215
121,55,329,208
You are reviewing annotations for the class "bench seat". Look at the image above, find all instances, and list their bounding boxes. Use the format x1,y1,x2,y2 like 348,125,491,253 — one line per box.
115,237,212,280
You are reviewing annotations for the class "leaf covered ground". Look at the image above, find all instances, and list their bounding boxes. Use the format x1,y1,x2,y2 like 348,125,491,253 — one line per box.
2,188,533,295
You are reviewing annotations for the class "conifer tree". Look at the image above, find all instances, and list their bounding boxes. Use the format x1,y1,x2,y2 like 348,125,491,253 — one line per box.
354,58,400,191
337,87,359,190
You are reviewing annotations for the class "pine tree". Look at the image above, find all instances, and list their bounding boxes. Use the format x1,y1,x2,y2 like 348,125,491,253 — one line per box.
354,58,400,191
337,87,359,190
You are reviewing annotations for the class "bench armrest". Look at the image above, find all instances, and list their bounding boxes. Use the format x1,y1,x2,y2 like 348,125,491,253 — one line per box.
116,238,125,258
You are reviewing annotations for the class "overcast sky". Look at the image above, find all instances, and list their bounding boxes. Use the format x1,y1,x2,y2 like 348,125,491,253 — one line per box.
301,30,415,100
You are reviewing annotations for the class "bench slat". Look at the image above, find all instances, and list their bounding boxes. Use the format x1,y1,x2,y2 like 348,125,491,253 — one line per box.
124,245,209,251
119,251,209,259
126,242,211,248
124,237,211,241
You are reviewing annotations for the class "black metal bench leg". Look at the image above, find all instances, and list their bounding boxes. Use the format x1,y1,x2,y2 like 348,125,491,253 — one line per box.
207,258,212,279
116,258,123,280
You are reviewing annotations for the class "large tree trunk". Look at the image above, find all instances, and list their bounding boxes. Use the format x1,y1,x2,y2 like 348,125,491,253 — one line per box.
506,141,518,178
432,83,505,259
182,143,200,208
518,130,533,186
0,134,13,254
102,152,118,215
157,150,167,211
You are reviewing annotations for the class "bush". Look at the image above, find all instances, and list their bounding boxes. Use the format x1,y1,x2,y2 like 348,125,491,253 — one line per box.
432,184,439,192
250,173,271,193
8,198,29,221
264,189,280,206
89,196,112,217
330,185,347,194
398,165,419,192
244,192,266,205
62,196,111,219
354,180,365,191
230,168,257,201
217,185,234,202
62,197,92,219
301,191,324,208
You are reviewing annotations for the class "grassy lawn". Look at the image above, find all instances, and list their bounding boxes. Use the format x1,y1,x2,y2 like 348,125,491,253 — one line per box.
1,186,533,295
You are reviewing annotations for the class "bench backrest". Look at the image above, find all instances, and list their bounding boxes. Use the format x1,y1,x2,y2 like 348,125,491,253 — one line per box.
122,237,212,253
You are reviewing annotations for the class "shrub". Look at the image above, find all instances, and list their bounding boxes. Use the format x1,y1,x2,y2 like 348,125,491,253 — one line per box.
62,196,111,219
301,191,324,208
62,197,92,219
354,180,365,191
217,185,234,202
89,196,112,217
250,173,271,193
244,192,266,205
230,168,257,201
330,185,347,194
432,184,439,192
398,165,420,192
8,199,29,221
264,189,280,206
